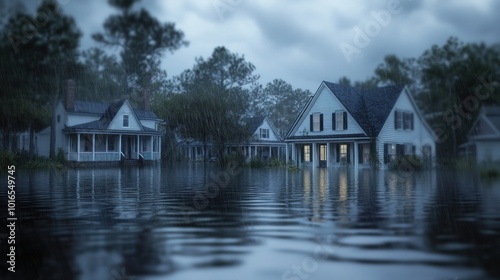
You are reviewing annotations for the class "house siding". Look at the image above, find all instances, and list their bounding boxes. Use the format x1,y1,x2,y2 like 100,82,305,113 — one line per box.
377,89,436,165
253,119,280,141
476,141,500,162
293,86,365,137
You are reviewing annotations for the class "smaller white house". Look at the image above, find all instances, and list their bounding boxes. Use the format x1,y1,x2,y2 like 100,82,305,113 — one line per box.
233,116,285,161
37,80,164,163
459,105,500,164
179,116,285,162
284,81,437,169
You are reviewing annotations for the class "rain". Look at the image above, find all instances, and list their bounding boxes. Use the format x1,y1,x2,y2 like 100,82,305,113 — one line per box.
1,0,500,279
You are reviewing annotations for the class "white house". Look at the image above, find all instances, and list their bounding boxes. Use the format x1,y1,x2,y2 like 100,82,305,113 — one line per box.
459,105,500,164
179,116,285,162
284,81,436,169
234,116,285,161
37,80,164,163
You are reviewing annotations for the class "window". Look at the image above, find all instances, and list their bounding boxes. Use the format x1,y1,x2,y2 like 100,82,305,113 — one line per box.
395,111,414,130
310,113,323,132
340,144,348,162
363,144,370,163
403,112,413,130
336,111,344,130
320,145,326,161
95,135,106,152
108,135,116,151
388,144,397,161
405,144,414,155
123,115,129,127
260,128,269,139
304,145,311,162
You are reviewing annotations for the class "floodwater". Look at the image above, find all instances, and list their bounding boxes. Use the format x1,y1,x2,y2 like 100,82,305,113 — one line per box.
1,163,500,280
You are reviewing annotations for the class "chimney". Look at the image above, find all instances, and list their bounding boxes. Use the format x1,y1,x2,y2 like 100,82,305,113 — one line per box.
64,79,76,111
140,89,150,111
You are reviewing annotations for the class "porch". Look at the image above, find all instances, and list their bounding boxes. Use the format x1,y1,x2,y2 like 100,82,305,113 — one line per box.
286,141,373,169
66,133,161,162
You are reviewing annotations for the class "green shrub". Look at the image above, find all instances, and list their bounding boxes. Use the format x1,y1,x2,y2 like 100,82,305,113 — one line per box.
249,157,265,168
286,160,299,171
389,155,423,172
0,150,18,169
480,167,500,178
224,153,246,166
268,158,285,167
56,148,66,164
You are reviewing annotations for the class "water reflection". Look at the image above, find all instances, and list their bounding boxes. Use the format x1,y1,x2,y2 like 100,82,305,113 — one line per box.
1,165,499,279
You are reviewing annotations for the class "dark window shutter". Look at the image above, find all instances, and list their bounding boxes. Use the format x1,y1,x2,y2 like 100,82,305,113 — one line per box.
336,144,340,162
359,144,364,163
396,144,404,156
343,112,347,130
320,114,323,131
410,113,414,130
332,113,336,130
346,144,350,163
384,144,388,164
310,115,313,131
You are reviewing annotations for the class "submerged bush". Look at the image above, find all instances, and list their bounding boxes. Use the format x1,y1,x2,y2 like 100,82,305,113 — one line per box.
389,155,423,172
268,158,285,167
249,157,265,168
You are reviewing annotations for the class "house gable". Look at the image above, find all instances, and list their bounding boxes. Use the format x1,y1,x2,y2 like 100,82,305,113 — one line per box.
377,87,436,155
468,106,500,139
288,83,366,138
107,100,143,131
251,117,280,142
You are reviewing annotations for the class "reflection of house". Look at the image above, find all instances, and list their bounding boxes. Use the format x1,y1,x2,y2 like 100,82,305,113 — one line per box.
285,81,436,168
37,80,164,163
459,106,500,164
179,116,285,161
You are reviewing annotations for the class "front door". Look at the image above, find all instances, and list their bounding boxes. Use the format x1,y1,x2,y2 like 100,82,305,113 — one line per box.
319,144,327,167
122,136,133,159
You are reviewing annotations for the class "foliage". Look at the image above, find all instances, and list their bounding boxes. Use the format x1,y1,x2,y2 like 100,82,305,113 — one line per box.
286,160,300,171
480,167,500,179
224,153,246,166
268,158,285,167
93,0,187,96
388,155,424,172
249,157,265,168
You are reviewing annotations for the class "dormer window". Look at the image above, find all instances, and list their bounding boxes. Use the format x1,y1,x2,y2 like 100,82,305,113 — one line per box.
260,128,269,139
332,111,347,130
123,115,129,127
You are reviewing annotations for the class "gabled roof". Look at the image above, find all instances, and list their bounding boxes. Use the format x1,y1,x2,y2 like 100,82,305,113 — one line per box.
323,82,405,137
68,100,159,120
482,105,500,132
243,115,282,141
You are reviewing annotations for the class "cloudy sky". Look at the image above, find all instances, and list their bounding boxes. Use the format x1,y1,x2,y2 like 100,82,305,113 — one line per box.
6,0,500,92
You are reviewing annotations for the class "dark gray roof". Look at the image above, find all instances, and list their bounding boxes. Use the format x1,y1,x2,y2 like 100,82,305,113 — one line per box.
63,119,162,135
288,133,368,140
70,100,159,120
323,82,405,137
243,116,266,135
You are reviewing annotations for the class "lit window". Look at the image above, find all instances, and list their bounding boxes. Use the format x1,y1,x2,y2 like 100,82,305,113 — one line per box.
388,144,397,161
304,145,311,162
340,144,348,161
123,115,129,127
336,111,344,130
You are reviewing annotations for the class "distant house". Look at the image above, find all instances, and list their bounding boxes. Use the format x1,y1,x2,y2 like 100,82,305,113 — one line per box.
232,116,285,161
284,81,436,168
459,105,500,164
37,80,164,163
179,116,285,162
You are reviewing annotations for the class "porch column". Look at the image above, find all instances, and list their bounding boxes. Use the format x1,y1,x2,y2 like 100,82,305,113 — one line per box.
354,142,359,170
158,137,162,160
77,133,80,161
312,143,317,168
326,142,330,167
285,143,289,162
292,143,296,164
150,136,153,160
119,135,122,158
137,135,140,159
92,134,95,161
269,146,272,159
278,146,281,160
66,135,70,161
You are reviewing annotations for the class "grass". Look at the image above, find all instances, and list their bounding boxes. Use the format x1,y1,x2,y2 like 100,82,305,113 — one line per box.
0,150,65,169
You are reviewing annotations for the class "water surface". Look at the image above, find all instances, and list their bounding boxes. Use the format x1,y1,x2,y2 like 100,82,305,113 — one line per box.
1,164,499,280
